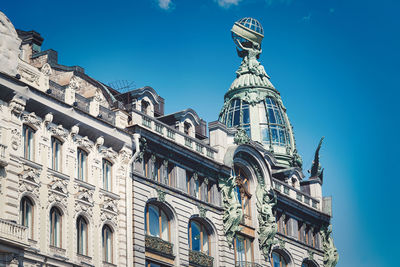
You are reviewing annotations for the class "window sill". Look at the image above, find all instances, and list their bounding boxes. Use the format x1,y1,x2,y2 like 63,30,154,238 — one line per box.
75,178,95,190
19,157,42,170
48,168,69,180
99,188,120,200
103,261,117,267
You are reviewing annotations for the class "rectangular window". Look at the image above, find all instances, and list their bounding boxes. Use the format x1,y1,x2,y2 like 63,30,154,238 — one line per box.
234,235,253,264
77,148,87,181
102,159,112,191
51,137,62,171
23,125,34,160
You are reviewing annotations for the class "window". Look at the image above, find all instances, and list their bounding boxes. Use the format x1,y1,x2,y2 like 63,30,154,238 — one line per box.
77,216,88,255
145,204,170,241
102,159,112,191
141,100,149,114
235,167,251,221
302,260,317,267
146,261,167,267
220,99,251,137
77,148,87,181
260,97,290,147
51,137,62,171
20,197,34,239
188,220,210,255
187,172,199,198
234,235,253,265
50,207,62,247
271,251,287,267
184,122,191,135
277,213,289,236
23,124,34,160
102,225,113,263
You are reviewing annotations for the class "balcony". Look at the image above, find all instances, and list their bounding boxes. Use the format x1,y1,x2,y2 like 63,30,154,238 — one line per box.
0,218,29,247
235,262,263,267
273,179,320,210
0,144,7,167
189,250,214,267
145,235,174,259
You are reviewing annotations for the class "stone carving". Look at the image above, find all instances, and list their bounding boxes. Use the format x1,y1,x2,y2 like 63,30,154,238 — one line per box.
9,95,26,115
48,178,68,209
70,125,79,136
242,90,263,106
101,147,117,161
95,136,104,148
11,128,21,150
44,113,53,125
17,62,41,86
234,127,250,145
219,174,242,247
0,11,21,76
256,183,277,259
68,76,80,91
19,168,41,196
320,224,339,267
308,137,324,181
156,187,166,202
75,188,94,216
41,63,52,76
198,204,207,218
75,136,93,151
49,124,68,139
135,137,147,163
308,250,314,261
19,168,40,184
278,238,286,249
119,147,132,164
291,149,303,168
22,112,41,127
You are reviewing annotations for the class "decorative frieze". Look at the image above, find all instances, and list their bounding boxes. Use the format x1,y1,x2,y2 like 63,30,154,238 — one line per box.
48,124,68,139
145,235,174,259
22,112,41,127
189,250,214,267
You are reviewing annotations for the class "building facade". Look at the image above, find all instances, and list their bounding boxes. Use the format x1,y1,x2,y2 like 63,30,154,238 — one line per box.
0,12,338,267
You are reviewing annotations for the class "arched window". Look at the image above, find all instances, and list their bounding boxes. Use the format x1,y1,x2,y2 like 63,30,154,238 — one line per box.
271,251,287,267
102,225,113,263
141,100,149,114
50,207,62,247
77,216,88,255
234,167,251,221
77,148,87,181
102,159,112,191
51,137,62,171
145,203,170,241
220,99,251,137
20,197,34,239
23,124,35,160
188,220,210,255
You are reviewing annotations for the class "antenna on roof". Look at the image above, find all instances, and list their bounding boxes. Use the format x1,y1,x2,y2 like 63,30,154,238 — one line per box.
108,80,136,94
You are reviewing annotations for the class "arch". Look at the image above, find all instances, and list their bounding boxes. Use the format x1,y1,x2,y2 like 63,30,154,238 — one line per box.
102,158,113,191
51,136,63,171
144,201,172,241
22,124,35,160
49,206,63,247
271,247,293,267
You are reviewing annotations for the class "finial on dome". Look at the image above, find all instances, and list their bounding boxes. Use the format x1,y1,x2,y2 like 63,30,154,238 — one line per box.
231,17,264,58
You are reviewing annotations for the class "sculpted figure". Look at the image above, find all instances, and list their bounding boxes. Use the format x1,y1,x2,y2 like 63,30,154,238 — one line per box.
0,11,21,76
256,183,277,259
320,224,339,267
219,174,243,247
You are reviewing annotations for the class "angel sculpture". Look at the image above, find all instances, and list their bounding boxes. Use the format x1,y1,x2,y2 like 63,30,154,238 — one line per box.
309,137,325,181
219,174,243,247
320,225,339,267
256,183,278,259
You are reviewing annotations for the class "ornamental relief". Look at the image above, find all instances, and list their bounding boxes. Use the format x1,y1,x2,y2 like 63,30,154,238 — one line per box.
119,147,132,165
21,112,42,127
75,136,94,151
48,124,68,139
11,128,21,150
47,178,68,209
100,147,118,161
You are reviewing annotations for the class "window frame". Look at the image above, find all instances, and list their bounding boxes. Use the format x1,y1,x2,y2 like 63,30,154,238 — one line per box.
50,207,62,248
234,234,254,264
235,167,251,221
102,224,113,263
145,203,171,242
102,159,113,191
188,220,211,255
51,136,62,172
23,124,35,160
20,197,34,239
77,216,88,256
271,251,288,267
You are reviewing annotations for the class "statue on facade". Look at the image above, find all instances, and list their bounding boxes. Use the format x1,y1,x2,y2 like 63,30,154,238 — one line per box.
219,174,243,247
256,183,277,259
320,224,339,267
135,137,147,163
234,127,251,145
308,137,324,181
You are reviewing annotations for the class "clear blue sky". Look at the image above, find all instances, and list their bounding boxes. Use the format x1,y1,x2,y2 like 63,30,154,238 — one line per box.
3,0,399,266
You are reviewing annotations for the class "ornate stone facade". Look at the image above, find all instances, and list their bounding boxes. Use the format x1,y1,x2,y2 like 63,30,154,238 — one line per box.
0,12,337,267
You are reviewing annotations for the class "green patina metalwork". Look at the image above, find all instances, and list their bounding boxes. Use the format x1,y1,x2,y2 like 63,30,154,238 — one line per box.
219,174,243,247
234,128,251,145
309,137,325,181
135,137,147,163
320,224,339,267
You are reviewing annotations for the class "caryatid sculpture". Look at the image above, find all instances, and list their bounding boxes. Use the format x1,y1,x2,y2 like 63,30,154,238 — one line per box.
320,224,339,267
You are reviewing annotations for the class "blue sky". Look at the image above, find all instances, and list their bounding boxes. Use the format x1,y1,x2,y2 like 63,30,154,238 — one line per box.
3,0,399,266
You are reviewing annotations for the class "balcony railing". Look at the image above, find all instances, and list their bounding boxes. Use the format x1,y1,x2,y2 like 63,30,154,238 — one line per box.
145,235,174,259
273,179,320,210
189,250,214,267
0,218,28,246
99,105,116,125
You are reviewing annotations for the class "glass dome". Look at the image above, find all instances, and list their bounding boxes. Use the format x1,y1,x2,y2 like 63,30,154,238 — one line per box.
236,17,264,35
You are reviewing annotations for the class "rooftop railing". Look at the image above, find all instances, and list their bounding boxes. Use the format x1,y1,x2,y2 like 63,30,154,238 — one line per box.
75,93,90,113
273,179,320,210
99,105,116,125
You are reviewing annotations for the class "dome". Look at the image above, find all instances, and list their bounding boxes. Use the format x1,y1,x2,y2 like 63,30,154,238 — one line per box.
236,17,264,35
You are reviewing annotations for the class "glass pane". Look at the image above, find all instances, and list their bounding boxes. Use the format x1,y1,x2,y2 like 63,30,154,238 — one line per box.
242,107,250,124
227,111,233,127
148,205,160,237
236,236,245,262
268,108,276,123
191,221,201,251
272,252,280,267
245,237,252,262
161,210,168,240
261,126,269,143
235,186,242,204
233,109,240,126
203,229,209,254
271,128,279,143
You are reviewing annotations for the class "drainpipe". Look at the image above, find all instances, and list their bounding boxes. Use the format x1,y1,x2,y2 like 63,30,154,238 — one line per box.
129,132,140,266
